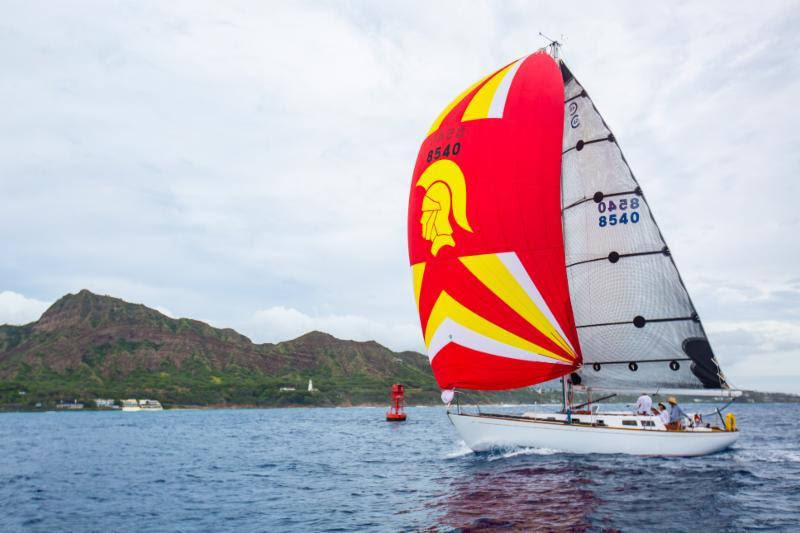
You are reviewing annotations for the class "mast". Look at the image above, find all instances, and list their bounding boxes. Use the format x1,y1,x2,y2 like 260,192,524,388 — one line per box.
539,32,561,60
548,35,566,415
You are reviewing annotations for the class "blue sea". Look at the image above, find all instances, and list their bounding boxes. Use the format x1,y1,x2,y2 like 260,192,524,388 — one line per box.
1,403,798,531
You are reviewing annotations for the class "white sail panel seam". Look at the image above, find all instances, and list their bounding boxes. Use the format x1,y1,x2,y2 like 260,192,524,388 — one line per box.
427,318,568,365
487,58,525,119
497,252,576,354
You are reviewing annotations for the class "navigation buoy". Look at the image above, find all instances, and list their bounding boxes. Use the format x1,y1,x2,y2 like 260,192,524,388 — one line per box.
386,383,407,422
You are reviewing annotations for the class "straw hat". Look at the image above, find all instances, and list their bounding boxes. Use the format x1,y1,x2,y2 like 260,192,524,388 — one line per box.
667,396,678,405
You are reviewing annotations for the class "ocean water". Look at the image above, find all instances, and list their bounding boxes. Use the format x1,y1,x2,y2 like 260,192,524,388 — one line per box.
1,403,798,531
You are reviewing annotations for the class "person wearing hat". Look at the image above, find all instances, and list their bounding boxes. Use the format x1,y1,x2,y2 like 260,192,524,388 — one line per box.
666,396,687,430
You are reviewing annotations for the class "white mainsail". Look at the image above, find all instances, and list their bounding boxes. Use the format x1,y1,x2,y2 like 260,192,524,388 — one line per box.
559,61,733,394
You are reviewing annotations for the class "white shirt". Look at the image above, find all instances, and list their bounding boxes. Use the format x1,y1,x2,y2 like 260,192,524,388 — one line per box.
659,409,670,425
634,394,652,414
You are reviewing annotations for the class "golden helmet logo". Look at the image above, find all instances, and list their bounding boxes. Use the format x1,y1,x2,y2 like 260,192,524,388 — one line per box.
416,160,473,256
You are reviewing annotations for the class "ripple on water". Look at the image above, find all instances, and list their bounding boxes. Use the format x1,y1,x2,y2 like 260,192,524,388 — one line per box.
0,404,797,531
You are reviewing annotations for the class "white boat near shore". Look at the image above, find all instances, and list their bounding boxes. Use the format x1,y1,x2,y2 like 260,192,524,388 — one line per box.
139,399,163,411
121,399,163,411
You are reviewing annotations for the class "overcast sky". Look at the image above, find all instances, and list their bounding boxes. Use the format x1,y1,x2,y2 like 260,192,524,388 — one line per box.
1,1,798,392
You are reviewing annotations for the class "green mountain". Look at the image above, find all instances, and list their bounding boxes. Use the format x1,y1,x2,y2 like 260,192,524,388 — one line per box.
3,290,797,410
0,290,443,408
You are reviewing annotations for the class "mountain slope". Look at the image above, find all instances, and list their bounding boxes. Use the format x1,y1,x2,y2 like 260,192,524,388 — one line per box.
0,290,438,407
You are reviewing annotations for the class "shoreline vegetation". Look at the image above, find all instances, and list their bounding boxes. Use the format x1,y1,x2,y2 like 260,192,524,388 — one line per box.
3,391,800,414
2,290,799,412
3,388,799,413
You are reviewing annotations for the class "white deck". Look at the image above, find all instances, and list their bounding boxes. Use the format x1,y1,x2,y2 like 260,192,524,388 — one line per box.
521,410,670,430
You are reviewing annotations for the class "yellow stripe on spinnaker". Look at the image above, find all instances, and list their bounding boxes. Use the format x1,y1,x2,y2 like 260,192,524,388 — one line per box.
461,61,518,122
424,291,571,363
459,254,575,358
426,73,493,137
411,262,425,311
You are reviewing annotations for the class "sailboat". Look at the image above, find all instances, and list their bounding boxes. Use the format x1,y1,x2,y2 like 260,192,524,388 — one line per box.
407,43,740,456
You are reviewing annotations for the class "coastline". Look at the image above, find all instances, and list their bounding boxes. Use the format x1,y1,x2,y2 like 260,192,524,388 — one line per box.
4,399,800,414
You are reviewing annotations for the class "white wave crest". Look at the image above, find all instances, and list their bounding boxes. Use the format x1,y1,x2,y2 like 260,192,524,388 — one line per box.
745,449,800,463
487,447,559,461
444,441,474,459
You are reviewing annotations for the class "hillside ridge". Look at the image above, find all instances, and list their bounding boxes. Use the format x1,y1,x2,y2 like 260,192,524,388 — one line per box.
0,290,439,407
2,291,797,409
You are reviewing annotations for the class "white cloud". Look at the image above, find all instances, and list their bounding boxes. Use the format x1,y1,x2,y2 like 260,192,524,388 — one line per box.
706,320,800,394
247,305,422,352
0,2,798,388
0,291,51,326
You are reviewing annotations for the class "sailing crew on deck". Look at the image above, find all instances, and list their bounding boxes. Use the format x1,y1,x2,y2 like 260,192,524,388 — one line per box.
666,397,687,430
633,393,652,415
657,402,670,426
693,413,709,428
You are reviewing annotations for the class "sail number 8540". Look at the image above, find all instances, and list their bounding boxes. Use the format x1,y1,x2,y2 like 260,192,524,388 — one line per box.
598,197,640,227
426,142,461,162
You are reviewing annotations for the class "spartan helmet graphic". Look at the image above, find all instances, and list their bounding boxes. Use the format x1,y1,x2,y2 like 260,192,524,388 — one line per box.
416,159,473,256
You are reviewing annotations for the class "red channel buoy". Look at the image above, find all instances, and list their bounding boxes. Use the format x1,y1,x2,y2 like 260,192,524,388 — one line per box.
386,383,407,422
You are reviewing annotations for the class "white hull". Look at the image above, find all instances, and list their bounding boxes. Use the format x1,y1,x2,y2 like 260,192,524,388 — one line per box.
449,412,739,456
121,406,141,412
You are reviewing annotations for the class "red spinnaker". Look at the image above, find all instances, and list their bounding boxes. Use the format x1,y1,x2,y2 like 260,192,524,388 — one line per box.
408,52,581,390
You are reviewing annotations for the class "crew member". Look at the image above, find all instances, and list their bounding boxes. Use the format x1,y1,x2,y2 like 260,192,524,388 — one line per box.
633,392,652,415
666,396,687,430
657,402,670,426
